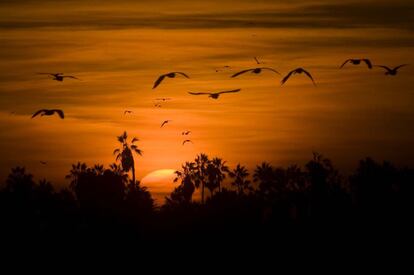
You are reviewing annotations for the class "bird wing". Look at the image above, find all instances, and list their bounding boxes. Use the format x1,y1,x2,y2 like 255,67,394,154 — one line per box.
174,72,190,78
363,59,372,69
254,57,260,64
231,69,253,78
394,64,409,70
281,70,295,85
302,69,316,86
153,74,166,89
217,89,241,94
188,92,211,95
63,75,79,79
161,121,169,127
374,65,391,71
340,59,351,68
31,109,45,118
183,140,192,145
52,109,65,119
261,67,281,75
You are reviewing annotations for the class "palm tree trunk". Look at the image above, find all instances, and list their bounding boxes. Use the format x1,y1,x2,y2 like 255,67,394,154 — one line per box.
131,164,136,189
201,183,205,204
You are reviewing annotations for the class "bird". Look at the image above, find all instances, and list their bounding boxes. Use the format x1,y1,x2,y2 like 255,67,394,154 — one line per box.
188,89,241,99
40,161,47,165
216,65,231,72
124,110,133,115
37,73,79,81
161,120,171,128
254,57,261,64
182,140,193,145
281,68,316,86
31,109,64,119
374,64,408,76
231,67,280,78
156,98,172,101
154,103,162,108
182,131,191,135
153,72,189,89
340,59,372,69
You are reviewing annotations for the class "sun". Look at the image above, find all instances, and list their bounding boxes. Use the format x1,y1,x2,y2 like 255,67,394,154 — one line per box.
141,169,178,205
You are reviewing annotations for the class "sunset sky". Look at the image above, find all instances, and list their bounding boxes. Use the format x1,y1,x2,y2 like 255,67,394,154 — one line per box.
0,0,413,198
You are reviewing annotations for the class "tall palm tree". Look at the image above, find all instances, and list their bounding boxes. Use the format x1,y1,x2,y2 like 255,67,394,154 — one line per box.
206,157,229,195
65,162,88,192
173,161,196,203
194,153,209,204
253,162,274,195
113,131,142,188
229,164,251,195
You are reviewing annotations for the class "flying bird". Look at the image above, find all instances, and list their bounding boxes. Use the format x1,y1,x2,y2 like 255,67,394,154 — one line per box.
161,120,171,128
153,72,189,89
231,67,280,78
254,57,261,64
374,64,408,76
182,131,191,135
37,73,79,81
188,89,241,99
31,109,64,119
156,98,172,101
215,65,231,72
154,103,162,108
281,68,316,86
40,161,47,165
124,110,133,115
182,140,193,145
340,59,372,69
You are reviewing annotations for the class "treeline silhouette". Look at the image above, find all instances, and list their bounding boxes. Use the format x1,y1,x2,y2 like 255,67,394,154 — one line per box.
1,152,413,244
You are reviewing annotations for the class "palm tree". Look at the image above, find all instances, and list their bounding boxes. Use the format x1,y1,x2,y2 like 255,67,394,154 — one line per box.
194,153,209,204
253,162,274,196
229,164,252,195
173,161,196,203
113,131,142,188
65,162,88,192
206,157,229,196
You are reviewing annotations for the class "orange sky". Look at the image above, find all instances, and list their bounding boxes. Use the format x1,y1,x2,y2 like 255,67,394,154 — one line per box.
0,0,413,194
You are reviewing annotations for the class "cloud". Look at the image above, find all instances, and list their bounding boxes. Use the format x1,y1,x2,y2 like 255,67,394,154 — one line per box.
0,1,413,30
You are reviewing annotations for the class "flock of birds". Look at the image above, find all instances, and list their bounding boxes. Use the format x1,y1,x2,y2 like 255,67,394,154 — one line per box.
31,57,408,148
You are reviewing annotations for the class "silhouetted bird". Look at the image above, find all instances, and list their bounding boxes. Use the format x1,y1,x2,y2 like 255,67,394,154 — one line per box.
231,67,280,78
161,120,171,128
40,161,47,165
340,59,372,69
156,98,172,101
154,103,162,108
188,89,241,99
182,131,191,135
31,109,64,119
254,57,261,64
215,66,231,72
153,72,189,89
124,110,133,115
182,140,193,145
374,64,408,75
37,73,79,81
281,68,316,86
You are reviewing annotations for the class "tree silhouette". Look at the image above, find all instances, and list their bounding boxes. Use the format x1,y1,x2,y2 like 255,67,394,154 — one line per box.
229,164,252,195
254,162,274,197
194,153,210,204
113,131,142,188
65,162,88,192
173,161,196,203
205,157,229,195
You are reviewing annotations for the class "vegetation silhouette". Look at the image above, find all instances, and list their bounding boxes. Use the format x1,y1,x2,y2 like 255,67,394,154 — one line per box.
1,148,413,244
